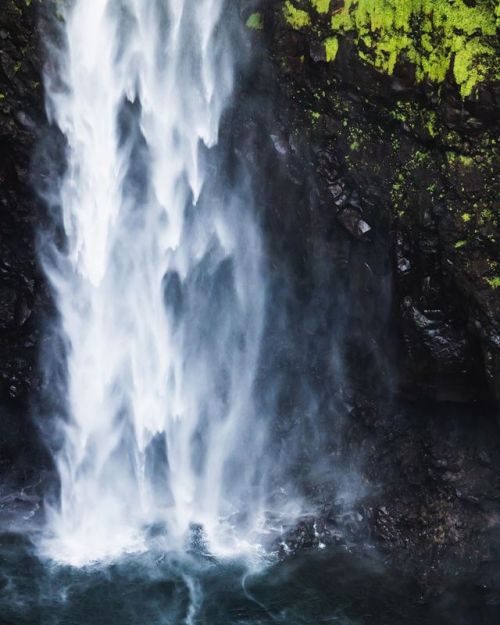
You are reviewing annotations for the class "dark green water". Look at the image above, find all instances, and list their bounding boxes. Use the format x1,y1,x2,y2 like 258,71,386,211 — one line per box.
0,532,497,625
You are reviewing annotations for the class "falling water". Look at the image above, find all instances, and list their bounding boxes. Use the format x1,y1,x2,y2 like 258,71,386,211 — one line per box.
40,0,267,565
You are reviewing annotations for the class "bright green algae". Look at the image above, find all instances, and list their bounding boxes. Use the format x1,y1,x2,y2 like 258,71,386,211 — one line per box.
282,0,499,97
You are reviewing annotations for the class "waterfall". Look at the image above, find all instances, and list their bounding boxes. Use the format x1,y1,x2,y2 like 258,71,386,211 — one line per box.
40,0,267,565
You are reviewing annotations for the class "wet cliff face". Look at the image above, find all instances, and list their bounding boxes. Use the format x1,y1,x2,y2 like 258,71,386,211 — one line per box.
0,0,50,480
243,0,500,405
236,0,500,589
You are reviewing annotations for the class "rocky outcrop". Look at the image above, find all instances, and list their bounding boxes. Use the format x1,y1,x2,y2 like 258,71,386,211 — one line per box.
243,0,500,405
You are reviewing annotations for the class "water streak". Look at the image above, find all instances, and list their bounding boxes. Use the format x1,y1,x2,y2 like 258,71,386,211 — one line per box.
41,0,267,565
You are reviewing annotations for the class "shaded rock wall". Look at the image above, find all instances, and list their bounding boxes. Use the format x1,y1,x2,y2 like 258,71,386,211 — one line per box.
236,0,500,589
243,0,500,405
0,0,48,478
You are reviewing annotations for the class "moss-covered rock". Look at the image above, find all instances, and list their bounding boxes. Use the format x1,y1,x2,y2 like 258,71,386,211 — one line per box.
280,0,499,97
250,0,500,402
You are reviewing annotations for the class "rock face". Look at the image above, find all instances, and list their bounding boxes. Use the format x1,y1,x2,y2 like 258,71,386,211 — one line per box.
244,0,500,404
0,0,49,479
238,0,500,589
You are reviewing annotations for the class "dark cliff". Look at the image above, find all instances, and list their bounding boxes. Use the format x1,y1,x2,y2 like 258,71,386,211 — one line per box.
0,0,49,480
238,0,500,589
243,0,500,405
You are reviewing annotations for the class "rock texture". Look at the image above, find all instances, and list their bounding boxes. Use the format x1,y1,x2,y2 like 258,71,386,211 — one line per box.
239,0,500,591
244,0,500,404
0,0,48,480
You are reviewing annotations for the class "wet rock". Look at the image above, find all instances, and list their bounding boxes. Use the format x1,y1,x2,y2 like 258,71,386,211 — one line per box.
0,0,49,476
337,208,371,239
0,285,17,329
279,517,320,557
270,132,289,156
265,0,500,405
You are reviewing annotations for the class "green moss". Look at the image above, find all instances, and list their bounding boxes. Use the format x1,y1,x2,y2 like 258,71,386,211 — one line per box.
284,1,311,29
425,111,438,138
390,101,442,139
327,0,498,97
324,36,339,61
410,149,429,166
311,0,330,13
454,41,495,96
348,126,364,151
446,151,458,165
390,106,406,123
458,155,474,167
390,142,438,212
462,212,472,223
485,276,500,289
246,12,264,30
391,171,405,206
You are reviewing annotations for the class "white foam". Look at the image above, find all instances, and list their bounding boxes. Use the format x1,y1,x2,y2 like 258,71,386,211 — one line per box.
41,0,268,565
